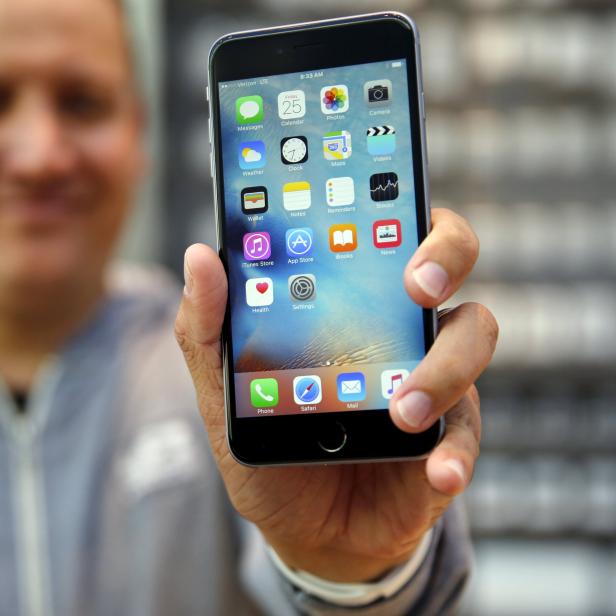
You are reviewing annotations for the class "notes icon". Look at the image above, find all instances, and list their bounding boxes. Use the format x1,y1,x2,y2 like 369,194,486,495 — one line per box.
283,181,312,211
381,369,410,399
323,131,352,161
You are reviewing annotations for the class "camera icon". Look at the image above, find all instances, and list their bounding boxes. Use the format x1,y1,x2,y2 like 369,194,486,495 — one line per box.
364,79,392,106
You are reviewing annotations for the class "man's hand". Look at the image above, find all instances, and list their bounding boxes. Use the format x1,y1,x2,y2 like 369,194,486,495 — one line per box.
175,208,498,583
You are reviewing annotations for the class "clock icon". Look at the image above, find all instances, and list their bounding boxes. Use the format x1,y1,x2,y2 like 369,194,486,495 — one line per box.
281,136,308,165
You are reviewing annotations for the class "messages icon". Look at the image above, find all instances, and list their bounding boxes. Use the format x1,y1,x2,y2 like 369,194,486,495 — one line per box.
236,95,263,124
337,372,366,403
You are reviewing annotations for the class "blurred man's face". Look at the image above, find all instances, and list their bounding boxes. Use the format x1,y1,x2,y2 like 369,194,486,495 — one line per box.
0,0,143,297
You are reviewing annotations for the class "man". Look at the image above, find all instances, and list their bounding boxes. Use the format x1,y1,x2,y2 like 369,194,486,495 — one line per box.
0,0,498,614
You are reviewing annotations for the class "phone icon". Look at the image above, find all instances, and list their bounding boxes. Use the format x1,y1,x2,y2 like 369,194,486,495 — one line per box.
381,369,410,399
241,186,268,215
329,224,357,252
236,95,264,124
250,378,279,408
239,141,266,170
293,375,322,405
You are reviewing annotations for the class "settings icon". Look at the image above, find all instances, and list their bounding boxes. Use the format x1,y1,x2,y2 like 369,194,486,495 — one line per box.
288,274,316,302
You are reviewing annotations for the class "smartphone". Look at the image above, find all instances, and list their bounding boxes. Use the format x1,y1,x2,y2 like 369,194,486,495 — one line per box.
207,12,442,465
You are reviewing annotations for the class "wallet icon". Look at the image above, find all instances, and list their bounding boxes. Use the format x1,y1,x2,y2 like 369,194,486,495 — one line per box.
337,372,366,403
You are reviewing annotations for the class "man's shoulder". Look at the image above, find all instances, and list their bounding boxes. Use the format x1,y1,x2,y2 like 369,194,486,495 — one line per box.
103,262,198,421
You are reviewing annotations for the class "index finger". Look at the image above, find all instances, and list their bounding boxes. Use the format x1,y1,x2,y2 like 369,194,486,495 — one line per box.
405,208,479,308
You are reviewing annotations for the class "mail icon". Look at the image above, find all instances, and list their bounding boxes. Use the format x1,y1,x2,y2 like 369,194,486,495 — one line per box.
336,372,366,403
341,380,362,394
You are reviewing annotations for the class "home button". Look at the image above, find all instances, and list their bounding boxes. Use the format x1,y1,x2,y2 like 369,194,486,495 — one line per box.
317,421,347,453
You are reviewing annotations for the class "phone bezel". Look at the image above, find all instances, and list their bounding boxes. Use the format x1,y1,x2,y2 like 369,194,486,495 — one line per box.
208,12,441,466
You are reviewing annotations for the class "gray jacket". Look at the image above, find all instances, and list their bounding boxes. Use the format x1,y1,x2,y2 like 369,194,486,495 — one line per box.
0,264,471,616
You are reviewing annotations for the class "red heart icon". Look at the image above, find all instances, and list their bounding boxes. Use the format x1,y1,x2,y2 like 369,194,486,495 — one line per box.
256,282,269,294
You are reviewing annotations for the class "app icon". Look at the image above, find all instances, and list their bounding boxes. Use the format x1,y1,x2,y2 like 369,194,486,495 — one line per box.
243,231,271,261
373,219,402,249
364,80,392,106
245,277,274,307
285,228,313,257
288,274,316,302
250,378,279,408
293,375,322,405
337,372,366,403
281,136,308,165
370,172,399,202
323,131,352,161
326,177,355,207
283,181,311,211
320,85,349,114
239,140,266,170
381,369,410,399
329,224,357,252
241,186,268,215
278,90,306,119
236,95,264,124
367,125,396,156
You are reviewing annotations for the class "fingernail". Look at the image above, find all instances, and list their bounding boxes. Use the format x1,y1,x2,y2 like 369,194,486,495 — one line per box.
396,390,432,429
183,250,193,297
444,459,466,485
412,261,448,299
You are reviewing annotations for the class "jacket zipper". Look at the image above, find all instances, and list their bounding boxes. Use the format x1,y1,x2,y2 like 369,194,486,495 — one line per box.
1,364,59,616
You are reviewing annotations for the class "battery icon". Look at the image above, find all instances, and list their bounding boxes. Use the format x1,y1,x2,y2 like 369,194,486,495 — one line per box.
391,61,403,68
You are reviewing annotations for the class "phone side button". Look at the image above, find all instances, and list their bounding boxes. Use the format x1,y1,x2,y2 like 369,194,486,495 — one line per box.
317,421,347,454
209,148,214,178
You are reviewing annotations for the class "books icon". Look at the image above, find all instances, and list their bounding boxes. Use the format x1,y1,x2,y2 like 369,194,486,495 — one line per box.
329,224,357,253
283,181,312,211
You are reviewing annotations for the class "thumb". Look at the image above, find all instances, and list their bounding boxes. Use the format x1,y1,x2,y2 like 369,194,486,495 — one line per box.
175,243,228,456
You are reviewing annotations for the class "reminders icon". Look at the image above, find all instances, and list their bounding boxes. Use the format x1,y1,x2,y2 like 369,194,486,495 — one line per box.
326,177,355,207
283,181,311,211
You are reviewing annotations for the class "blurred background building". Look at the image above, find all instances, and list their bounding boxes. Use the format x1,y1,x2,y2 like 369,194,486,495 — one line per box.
124,0,616,613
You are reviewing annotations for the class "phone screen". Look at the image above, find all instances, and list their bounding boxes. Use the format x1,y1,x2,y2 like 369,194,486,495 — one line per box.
217,58,427,419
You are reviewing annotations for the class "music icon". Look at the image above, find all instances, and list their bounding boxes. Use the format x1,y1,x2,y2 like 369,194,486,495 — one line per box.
381,369,410,399
243,231,272,261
